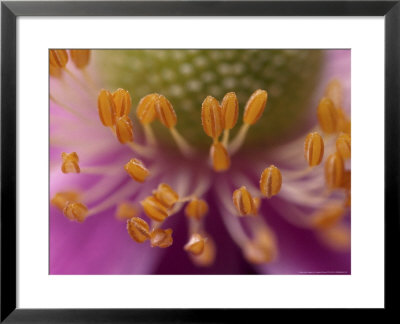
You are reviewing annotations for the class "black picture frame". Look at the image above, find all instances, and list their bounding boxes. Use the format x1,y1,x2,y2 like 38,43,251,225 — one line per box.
1,0,399,321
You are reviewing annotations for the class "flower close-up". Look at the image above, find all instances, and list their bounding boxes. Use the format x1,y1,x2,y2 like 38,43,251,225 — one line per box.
50,49,351,275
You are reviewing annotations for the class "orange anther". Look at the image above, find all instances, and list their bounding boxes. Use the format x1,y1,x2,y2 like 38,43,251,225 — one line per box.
232,186,255,216
343,120,351,134
210,142,230,172
116,202,138,220
304,132,325,167
51,191,80,210
97,89,116,127
310,203,345,229
150,228,173,248
152,183,179,209
325,79,342,108
345,191,351,207
324,152,344,189
136,93,158,124
190,235,216,267
243,89,268,125
318,224,351,252
185,198,209,220
49,49,68,68
115,115,134,144
317,97,338,134
242,241,275,264
156,95,177,128
124,158,149,183
50,65,63,78
184,233,206,255
201,96,223,138
69,49,90,69
336,133,351,159
61,152,80,174
127,217,151,243
259,165,282,198
341,170,351,190
221,92,239,130
336,108,351,135
112,88,132,117
141,196,168,222
63,201,88,223
242,226,277,264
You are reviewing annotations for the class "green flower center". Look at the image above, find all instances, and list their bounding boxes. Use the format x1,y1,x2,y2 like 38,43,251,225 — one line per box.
95,49,323,150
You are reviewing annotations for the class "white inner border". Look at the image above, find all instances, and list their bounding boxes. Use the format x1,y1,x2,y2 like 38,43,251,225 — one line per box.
17,17,384,308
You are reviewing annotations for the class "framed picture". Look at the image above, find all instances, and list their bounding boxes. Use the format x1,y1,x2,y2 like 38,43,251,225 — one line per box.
1,0,398,321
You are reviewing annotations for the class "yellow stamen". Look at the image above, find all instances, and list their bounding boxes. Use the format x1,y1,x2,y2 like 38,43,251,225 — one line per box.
152,183,179,209
304,132,324,167
184,233,206,255
79,165,118,175
153,95,194,156
50,95,92,123
190,235,216,267
97,89,116,127
124,158,150,183
341,170,351,190
232,186,255,216
243,243,273,264
127,217,151,243
243,89,268,125
61,152,80,174
51,191,80,210
50,64,63,78
222,130,229,148
85,181,138,216
116,202,138,220
64,66,97,95
336,133,351,159
136,93,158,125
325,79,342,108
344,120,351,134
210,141,230,172
143,124,157,146
310,203,345,229
169,127,196,158
221,92,239,130
242,242,267,264
336,108,351,134
115,115,134,144
69,49,91,69
112,88,132,118
141,196,168,222
185,198,209,221
108,126,152,157
49,49,68,68
318,224,351,252
252,197,261,215
317,97,337,134
259,165,282,198
242,227,277,264
324,152,344,189
63,201,88,223
150,228,173,248
228,123,250,155
201,96,223,139
345,191,351,207
127,142,154,158
49,49,94,94
156,94,177,128
221,92,238,146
